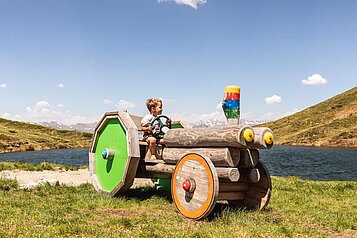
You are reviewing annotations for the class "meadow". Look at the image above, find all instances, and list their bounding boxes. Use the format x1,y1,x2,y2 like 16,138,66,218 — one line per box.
0,176,356,238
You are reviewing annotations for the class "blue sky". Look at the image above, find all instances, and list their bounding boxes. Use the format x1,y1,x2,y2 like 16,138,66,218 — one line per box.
0,0,356,125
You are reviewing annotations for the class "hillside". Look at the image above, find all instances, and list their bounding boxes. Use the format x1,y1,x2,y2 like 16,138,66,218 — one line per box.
0,118,92,153
263,87,357,147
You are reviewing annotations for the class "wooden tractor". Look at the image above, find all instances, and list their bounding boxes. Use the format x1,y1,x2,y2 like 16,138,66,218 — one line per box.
89,111,274,220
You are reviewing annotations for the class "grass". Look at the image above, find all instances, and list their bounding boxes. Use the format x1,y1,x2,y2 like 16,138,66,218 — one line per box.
0,117,92,153
262,86,357,147
0,176,355,237
0,161,86,171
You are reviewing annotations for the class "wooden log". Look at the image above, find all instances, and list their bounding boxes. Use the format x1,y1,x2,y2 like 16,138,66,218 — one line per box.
238,149,260,168
219,182,249,192
162,147,240,167
136,162,239,182
251,127,274,149
239,168,260,183
218,192,245,201
162,125,254,148
216,168,240,182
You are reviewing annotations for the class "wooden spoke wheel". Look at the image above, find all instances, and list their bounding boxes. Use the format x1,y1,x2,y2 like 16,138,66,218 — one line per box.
228,161,272,209
172,153,219,220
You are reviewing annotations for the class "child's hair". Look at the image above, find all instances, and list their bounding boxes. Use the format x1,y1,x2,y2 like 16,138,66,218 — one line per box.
146,98,162,112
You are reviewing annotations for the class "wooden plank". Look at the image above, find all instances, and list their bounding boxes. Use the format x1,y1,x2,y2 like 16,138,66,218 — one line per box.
162,125,254,148
162,147,240,167
238,149,259,168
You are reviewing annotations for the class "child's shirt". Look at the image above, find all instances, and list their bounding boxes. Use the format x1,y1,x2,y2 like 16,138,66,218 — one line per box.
141,114,155,126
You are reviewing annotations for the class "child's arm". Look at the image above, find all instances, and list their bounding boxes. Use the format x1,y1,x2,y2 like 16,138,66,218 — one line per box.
141,124,153,132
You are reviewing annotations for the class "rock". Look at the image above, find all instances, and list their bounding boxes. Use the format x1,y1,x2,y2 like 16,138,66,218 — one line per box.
23,178,60,190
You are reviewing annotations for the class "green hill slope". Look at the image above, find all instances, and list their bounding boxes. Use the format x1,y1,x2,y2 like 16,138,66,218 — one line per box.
263,87,357,147
0,118,92,153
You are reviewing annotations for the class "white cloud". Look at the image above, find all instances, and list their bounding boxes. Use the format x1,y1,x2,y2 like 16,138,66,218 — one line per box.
0,84,7,89
116,99,136,111
3,101,100,125
302,74,327,85
157,0,207,9
57,83,65,88
265,95,282,105
103,99,113,105
169,110,226,123
56,103,64,108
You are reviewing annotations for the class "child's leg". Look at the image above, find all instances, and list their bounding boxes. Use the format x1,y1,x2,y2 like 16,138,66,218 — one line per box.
147,137,157,159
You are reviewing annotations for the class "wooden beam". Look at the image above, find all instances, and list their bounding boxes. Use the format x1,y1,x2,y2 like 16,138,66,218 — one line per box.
162,147,240,167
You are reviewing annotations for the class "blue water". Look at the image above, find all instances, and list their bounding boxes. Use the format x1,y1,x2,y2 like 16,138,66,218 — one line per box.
260,146,357,181
0,148,89,167
0,146,356,181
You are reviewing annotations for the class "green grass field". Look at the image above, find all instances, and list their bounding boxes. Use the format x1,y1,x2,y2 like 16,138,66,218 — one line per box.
0,176,355,238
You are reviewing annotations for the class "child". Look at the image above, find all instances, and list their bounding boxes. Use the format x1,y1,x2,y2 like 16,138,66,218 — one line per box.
141,98,171,160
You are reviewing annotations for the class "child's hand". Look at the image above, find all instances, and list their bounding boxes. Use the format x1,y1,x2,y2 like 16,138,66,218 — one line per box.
166,118,172,125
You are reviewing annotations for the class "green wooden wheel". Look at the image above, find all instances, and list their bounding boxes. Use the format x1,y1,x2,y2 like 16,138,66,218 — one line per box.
89,112,140,196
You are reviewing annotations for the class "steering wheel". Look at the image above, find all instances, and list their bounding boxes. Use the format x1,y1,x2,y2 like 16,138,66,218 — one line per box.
150,115,171,137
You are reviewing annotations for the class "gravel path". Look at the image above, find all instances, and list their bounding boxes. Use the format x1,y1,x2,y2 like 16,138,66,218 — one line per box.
0,169,154,188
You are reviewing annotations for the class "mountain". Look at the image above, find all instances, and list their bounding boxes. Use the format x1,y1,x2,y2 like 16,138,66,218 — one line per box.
0,118,92,153
191,118,267,128
39,121,97,133
262,87,357,147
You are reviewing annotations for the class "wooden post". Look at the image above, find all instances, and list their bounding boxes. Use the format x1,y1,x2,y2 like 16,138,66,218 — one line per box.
162,147,240,167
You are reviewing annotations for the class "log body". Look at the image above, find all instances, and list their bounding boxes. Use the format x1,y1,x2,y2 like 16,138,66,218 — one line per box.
136,162,240,182
162,147,240,167
163,125,253,148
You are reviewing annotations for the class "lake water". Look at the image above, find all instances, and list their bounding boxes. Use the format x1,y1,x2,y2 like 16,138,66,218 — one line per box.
0,146,356,181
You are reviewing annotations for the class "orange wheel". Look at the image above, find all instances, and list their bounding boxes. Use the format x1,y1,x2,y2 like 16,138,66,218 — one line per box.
171,153,219,220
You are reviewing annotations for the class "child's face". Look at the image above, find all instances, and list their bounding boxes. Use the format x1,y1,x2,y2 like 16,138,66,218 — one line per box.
152,102,163,116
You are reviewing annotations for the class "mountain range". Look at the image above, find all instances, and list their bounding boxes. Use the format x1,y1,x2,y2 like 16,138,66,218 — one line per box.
38,118,267,132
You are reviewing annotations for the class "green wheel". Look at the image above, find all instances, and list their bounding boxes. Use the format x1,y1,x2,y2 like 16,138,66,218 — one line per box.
89,112,140,196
